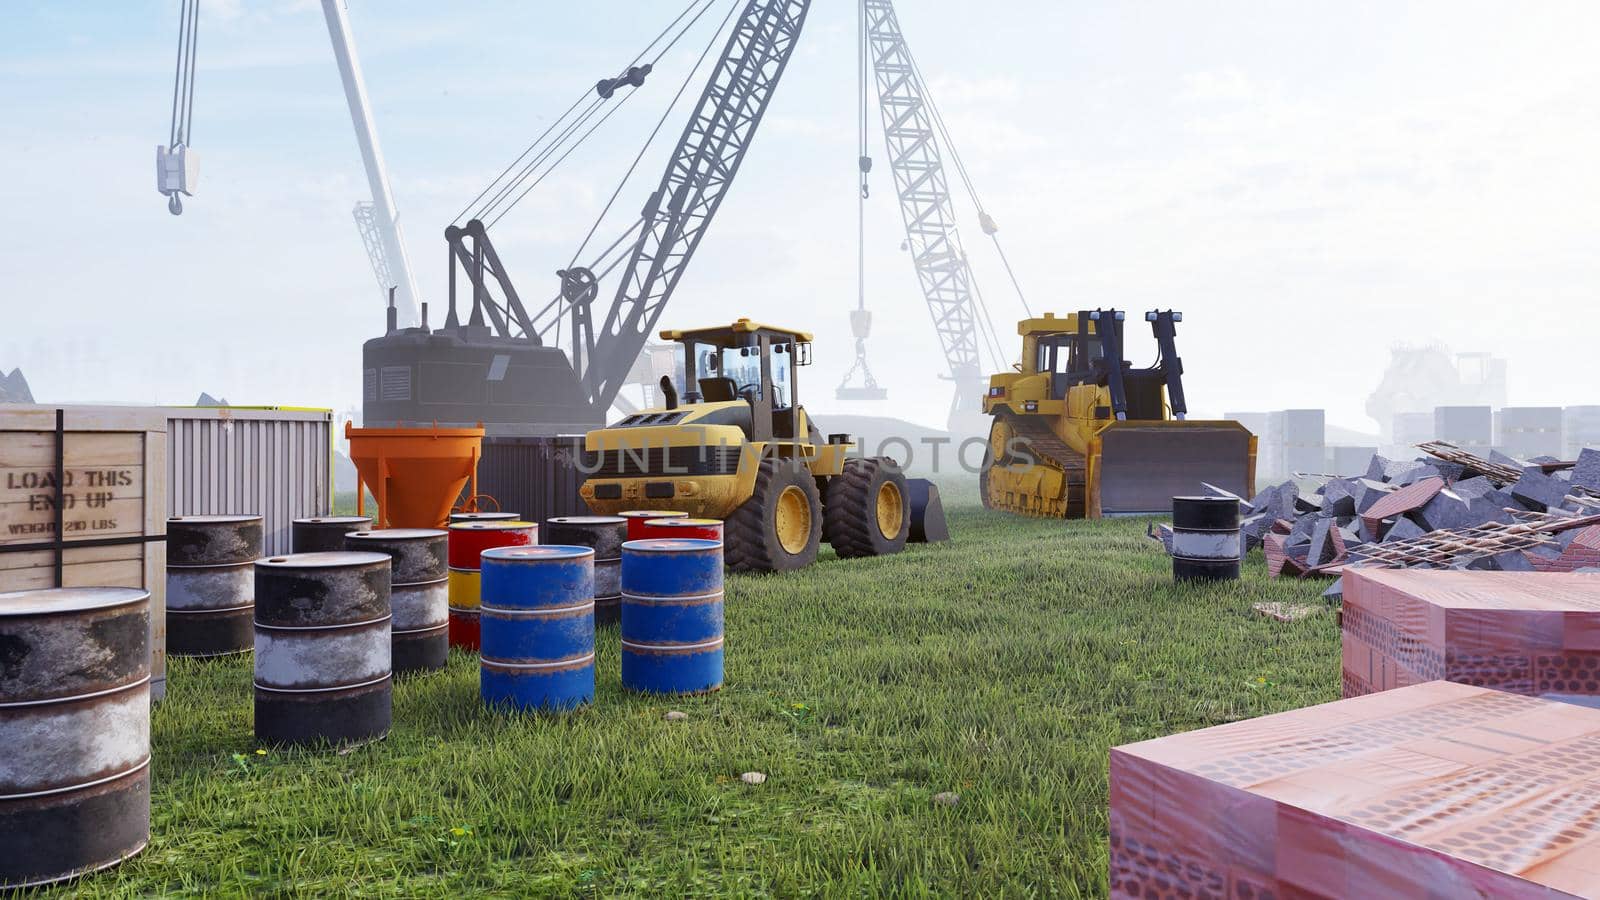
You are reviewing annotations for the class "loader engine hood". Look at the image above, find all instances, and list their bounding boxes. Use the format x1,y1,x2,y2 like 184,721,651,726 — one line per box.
586,401,750,453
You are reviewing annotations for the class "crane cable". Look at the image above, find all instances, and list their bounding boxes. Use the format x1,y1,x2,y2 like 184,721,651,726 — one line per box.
903,42,1034,321
567,0,741,266
456,0,722,229
164,0,200,215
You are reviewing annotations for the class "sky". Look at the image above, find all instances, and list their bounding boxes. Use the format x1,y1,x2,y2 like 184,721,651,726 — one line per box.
1,0,1597,434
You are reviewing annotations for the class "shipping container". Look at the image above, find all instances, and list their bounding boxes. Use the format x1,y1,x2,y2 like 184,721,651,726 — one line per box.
1434,405,1492,451
475,435,588,529
166,407,333,556
1497,407,1564,460
0,404,168,699
1567,406,1600,460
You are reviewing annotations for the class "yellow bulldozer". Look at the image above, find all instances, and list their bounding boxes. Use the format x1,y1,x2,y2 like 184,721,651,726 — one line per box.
981,309,1257,517
579,319,911,573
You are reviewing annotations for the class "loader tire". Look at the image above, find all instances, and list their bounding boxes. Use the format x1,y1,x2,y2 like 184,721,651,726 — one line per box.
823,457,910,558
726,459,822,574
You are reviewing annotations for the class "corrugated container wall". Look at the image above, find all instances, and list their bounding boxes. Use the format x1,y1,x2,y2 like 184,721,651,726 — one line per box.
476,436,589,529
166,408,333,556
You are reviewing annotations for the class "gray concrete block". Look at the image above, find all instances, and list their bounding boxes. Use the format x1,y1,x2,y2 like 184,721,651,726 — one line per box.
1355,479,1397,515
1365,455,1394,482
1322,479,1359,518
1323,577,1344,604
1451,476,1496,499
1432,461,1468,483
1490,449,1532,471
1468,550,1536,572
1288,515,1316,548
1415,489,1479,532
1395,464,1443,487
1383,517,1429,543
1296,492,1325,514
1512,470,1571,512
1308,518,1336,567
1575,448,1600,492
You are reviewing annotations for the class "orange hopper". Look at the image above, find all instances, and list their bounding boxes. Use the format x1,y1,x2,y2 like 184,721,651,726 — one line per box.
345,422,485,528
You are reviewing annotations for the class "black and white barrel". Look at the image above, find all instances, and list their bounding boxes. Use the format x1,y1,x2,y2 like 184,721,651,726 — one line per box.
1171,496,1242,582
0,588,151,889
543,516,627,627
292,516,374,553
167,514,263,657
253,552,393,747
345,529,449,674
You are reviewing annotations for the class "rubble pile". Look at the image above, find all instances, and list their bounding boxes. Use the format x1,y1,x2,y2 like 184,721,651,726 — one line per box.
1162,443,1600,577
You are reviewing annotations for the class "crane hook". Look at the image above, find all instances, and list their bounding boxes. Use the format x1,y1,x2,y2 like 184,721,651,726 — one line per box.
168,194,184,216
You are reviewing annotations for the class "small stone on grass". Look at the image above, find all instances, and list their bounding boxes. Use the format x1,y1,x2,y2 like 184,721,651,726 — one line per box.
932,792,960,807
740,772,767,786
664,710,688,722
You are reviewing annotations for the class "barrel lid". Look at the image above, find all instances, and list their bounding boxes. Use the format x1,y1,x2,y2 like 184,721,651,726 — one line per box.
293,516,372,526
0,586,150,616
257,551,393,569
481,545,595,562
618,509,688,520
623,538,724,553
548,516,627,526
169,514,263,525
651,518,722,527
1172,496,1241,504
448,521,536,531
450,512,520,521
347,528,448,541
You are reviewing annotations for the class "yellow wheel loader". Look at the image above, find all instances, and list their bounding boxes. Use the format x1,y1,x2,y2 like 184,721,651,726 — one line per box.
580,319,910,573
981,309,1257,517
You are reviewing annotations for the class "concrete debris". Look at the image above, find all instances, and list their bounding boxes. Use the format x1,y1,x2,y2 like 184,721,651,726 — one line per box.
0,367,32,404
1156,445,1600,578
1253,601,1317,622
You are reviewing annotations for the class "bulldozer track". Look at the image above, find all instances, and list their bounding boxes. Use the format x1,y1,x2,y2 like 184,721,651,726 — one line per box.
986,410,1087,518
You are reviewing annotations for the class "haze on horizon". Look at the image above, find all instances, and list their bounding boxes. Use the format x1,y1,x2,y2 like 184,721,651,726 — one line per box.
2,0,1597,435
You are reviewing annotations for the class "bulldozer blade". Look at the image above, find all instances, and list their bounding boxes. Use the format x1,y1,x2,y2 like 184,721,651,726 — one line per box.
906,478,949,543
1095,423,1255,516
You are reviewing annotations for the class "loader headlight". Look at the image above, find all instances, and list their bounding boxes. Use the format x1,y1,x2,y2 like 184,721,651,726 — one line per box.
1145,311,1157,322
1023,400,1038,412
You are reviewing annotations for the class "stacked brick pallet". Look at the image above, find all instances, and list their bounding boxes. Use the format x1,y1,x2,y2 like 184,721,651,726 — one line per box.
1110,681,1600,898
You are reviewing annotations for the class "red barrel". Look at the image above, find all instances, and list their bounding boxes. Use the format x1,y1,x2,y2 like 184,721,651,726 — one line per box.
447,521,537,569
619,510,687,541
638,517,723,542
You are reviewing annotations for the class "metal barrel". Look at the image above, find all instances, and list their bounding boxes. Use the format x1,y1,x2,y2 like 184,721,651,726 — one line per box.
446,521,536,651
1171,496,1243,581
544,516,626,627
166,515,263,658
450,511,521,523
0,588,151,889
620,539,725,695
637,517,724,542
346,529,449,675
619,509,687,541
292,516,373,553
253,552,393,747
479,546,595,712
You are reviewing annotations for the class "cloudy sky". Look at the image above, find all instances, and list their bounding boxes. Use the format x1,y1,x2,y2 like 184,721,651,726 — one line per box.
2,0,1596,433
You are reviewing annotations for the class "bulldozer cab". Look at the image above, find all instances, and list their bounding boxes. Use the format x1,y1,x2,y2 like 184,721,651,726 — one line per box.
661,319,813,443
1028,310,1187,422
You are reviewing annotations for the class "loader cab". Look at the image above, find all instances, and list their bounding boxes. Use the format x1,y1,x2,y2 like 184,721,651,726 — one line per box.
663,319,814,443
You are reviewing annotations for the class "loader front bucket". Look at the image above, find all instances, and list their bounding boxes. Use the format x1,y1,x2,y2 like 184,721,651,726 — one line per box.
1089,421,1256,517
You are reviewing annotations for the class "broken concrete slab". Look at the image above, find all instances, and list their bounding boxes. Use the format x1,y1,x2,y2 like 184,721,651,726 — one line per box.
1322,479,1359,518
1362,476,1445,529
1354,479,1398,515
1575,449,1600,492
1382,516,1428,543
1450,476,1497,499
1308,518,1337,567
1511,470,1572,513
1414,489,1479,532
1394,464,1443,487
1322,577,1344,604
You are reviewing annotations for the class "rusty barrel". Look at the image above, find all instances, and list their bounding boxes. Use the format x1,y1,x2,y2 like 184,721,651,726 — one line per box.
254,552,392,747
620,539,724,695
619,509,687,541
166,515,262,658
637,517,723,542
1172,496,1242,582
447,521,537,651
292,516,373,553
479,547,595,712
543,516,626,627
450,511,521,523
346,529,448,674
0,588,151,889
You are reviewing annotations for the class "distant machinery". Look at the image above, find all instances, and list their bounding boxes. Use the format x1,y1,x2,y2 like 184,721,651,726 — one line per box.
364,0,812,436
1366,344,1507,442
839,0,1032,435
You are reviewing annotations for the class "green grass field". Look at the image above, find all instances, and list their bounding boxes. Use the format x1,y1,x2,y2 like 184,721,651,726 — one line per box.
49,484,1336,898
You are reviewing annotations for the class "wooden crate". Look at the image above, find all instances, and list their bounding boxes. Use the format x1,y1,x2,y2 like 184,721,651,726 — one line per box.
0,405,168,698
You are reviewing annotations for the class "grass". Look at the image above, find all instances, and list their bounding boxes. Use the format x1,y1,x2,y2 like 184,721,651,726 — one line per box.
43,483,1336,898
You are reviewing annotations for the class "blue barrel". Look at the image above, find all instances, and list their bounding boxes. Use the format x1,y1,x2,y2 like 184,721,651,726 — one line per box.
478,546,595,712
620,538,724,695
